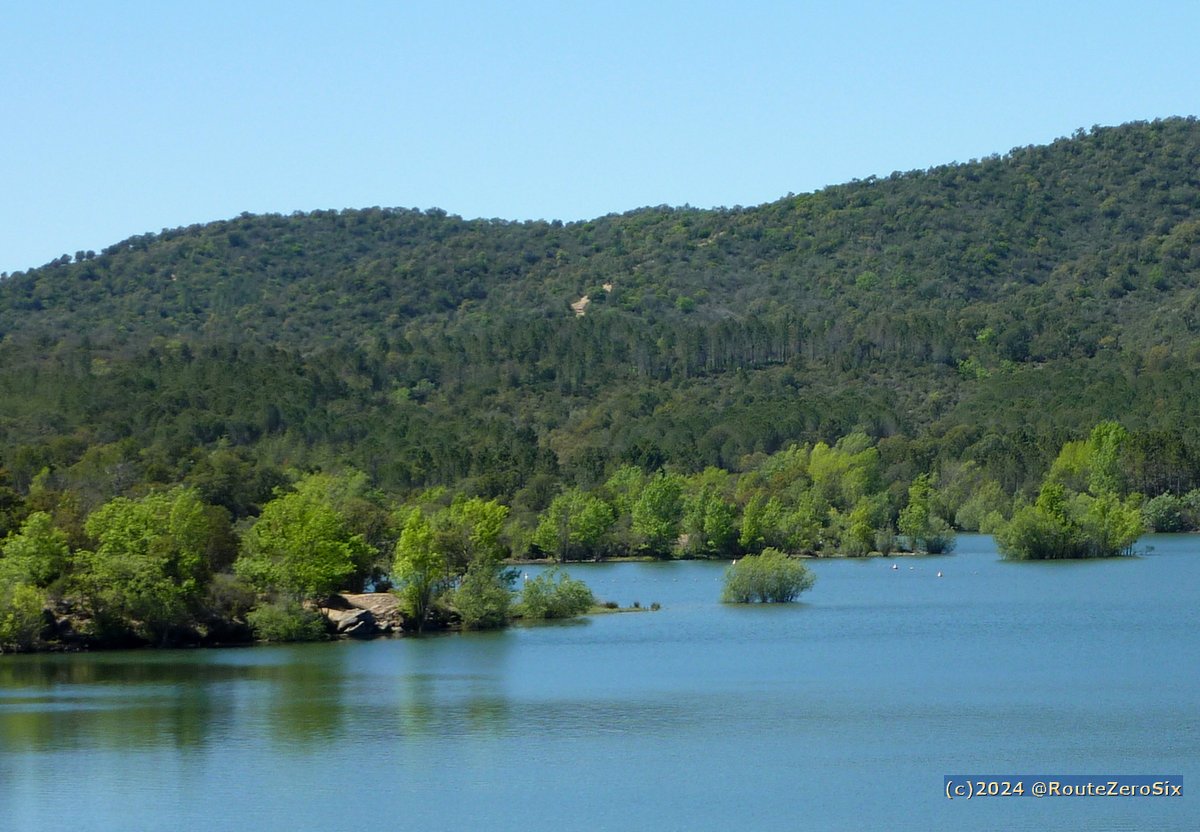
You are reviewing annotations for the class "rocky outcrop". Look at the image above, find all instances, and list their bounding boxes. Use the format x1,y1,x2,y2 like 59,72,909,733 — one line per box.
321,593,405,638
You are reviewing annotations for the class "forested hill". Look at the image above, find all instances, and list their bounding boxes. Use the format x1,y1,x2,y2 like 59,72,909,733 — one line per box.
3,117,1200,511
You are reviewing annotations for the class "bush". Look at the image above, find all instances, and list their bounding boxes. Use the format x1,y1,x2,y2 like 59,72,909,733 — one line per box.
721,548,815,603
1143,493,1188,532
517,568,594,619
995,488,1142,560
246,600,328,642
450,565,513,630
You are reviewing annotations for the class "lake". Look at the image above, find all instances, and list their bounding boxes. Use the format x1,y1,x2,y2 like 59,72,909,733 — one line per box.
0,535,1196,831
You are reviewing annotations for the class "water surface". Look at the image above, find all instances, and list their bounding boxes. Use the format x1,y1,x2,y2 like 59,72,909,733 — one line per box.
1,536,1196,830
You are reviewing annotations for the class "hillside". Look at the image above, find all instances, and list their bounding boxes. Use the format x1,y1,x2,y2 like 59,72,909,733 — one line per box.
3,117,1200,512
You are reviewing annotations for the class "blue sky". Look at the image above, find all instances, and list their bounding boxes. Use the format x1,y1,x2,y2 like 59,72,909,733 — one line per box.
2,1,1198,274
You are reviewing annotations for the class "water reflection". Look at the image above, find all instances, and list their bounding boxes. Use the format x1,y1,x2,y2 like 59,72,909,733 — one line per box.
392,632,514,739
0,652,234,752
0,633,522,753
253,643,348,748
1,542,1196,832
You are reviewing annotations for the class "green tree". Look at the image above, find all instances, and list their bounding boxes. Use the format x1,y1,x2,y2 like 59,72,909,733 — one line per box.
1,511,70,588
898,474,955,554
738,494,784,553
721,548,815,603
0,580,46,651
996,481,1143,560
434,495,509,572
391,508,448,633
236,489,368,601
531,488,614,562
245,600,328,642
682,486,737,556
80,487,217,643
1087,421,1129,496
631,473,685,556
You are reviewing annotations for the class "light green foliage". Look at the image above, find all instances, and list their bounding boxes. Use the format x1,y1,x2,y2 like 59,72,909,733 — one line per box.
293,470,388,579
1081,491,1144,557
1047,440,1091,493
516,568,595,619
954,479,1010,532
0,581,46,651
754,446,810,496
391,508,447,632
236,488,368,600
1046,422,1130,497
839,495,887,556
531,488,614,561
1087,421,1129,496
781,493,828,553
603,466,646,518
898,474,956,554
435,495,509,572
81,487,215,641
1,511,70,587
682,485,737,556
721,548,815,603
246,600,328,642
631,473,685,556
996,479,1143,560
450,563,513,630
738,494,785,553
808,434,880,509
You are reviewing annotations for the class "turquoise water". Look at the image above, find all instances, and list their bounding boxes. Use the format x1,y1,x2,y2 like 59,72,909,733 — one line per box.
1,535,1196,831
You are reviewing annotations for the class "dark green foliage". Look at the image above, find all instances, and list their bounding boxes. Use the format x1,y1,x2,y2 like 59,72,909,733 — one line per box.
246,600,328,642
4,120,1200,514
721,548,815,603
516,568,595,619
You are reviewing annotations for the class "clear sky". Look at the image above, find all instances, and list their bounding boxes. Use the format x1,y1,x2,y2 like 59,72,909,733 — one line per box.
2,1,1198,274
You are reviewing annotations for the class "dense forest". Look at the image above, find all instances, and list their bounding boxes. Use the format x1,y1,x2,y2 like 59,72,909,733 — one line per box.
3,118,1200,648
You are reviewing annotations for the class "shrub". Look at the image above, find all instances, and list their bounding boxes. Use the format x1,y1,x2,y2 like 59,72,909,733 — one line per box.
246,600,328,642
1143,493,1188,532
517,568,594,619
450,565,513,630
721,548,815,603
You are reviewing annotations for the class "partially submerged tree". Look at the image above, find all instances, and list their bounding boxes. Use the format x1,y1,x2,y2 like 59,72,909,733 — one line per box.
516,568,594,619
721,548,815,603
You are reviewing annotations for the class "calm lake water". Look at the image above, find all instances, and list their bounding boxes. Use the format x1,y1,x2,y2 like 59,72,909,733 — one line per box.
1,535,1196,831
